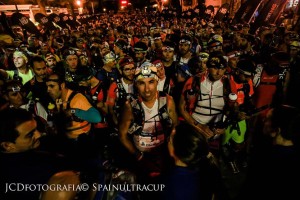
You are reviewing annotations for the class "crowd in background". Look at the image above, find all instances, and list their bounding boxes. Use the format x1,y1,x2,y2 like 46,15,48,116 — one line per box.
1,7,300,200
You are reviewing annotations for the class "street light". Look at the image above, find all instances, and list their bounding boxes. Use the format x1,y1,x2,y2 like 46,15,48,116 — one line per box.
76,0,83,14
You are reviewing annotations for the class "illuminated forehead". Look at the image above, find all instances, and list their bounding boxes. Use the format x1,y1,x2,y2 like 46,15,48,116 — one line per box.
135,77,157,83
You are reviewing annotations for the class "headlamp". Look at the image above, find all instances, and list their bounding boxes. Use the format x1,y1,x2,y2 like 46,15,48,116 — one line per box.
11,86,21,92
162,46,174,51
179,39,191,45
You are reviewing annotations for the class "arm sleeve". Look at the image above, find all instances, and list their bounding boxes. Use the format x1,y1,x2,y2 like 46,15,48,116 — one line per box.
75,107,102,123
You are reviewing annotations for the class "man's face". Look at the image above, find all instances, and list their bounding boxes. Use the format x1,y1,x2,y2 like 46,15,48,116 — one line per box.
156,67,165,80
238,37,248,50
76,38,84,49
135,52,145,62
80,55,88,66
208,45,222,53
179,43,191,56
242,27,249,35
154,39,162,49
46,76,62,101
13,119,41,152
30,38,39,47
141,38,149,46
46,58,57,68
122,64,135,81
200,60,207,72
208,67,226,81
289,48,299,58
66,55,78,72
13,56,26,68
228,58,238,69
6,90,24,108
33,61,47,80
162,50,174,62
41,44,49,54
28,37,39,46
135,77,158,101
88,29,94,35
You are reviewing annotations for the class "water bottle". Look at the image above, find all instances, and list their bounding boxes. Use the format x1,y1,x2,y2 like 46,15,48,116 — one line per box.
47,103,56,129
228,93,238,108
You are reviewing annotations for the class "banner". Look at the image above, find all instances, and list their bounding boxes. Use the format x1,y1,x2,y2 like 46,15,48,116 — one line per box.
252,0,288,32
34,13,57,31
59,13,80,29
233,0,263,24
214,3,230,22
48,13,67,29
11,12,40,36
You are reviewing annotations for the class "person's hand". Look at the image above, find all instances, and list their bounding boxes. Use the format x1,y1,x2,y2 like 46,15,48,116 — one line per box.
55,99,63,112
213,128,225,135
238,111,248,120
195,123,215,139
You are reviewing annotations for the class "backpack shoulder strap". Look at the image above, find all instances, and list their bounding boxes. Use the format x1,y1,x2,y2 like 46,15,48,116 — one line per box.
67,91,78,110
92,81,108,104
222,74,231,99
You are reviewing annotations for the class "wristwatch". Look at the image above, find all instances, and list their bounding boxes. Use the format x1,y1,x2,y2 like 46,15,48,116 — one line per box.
70,109,76,114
